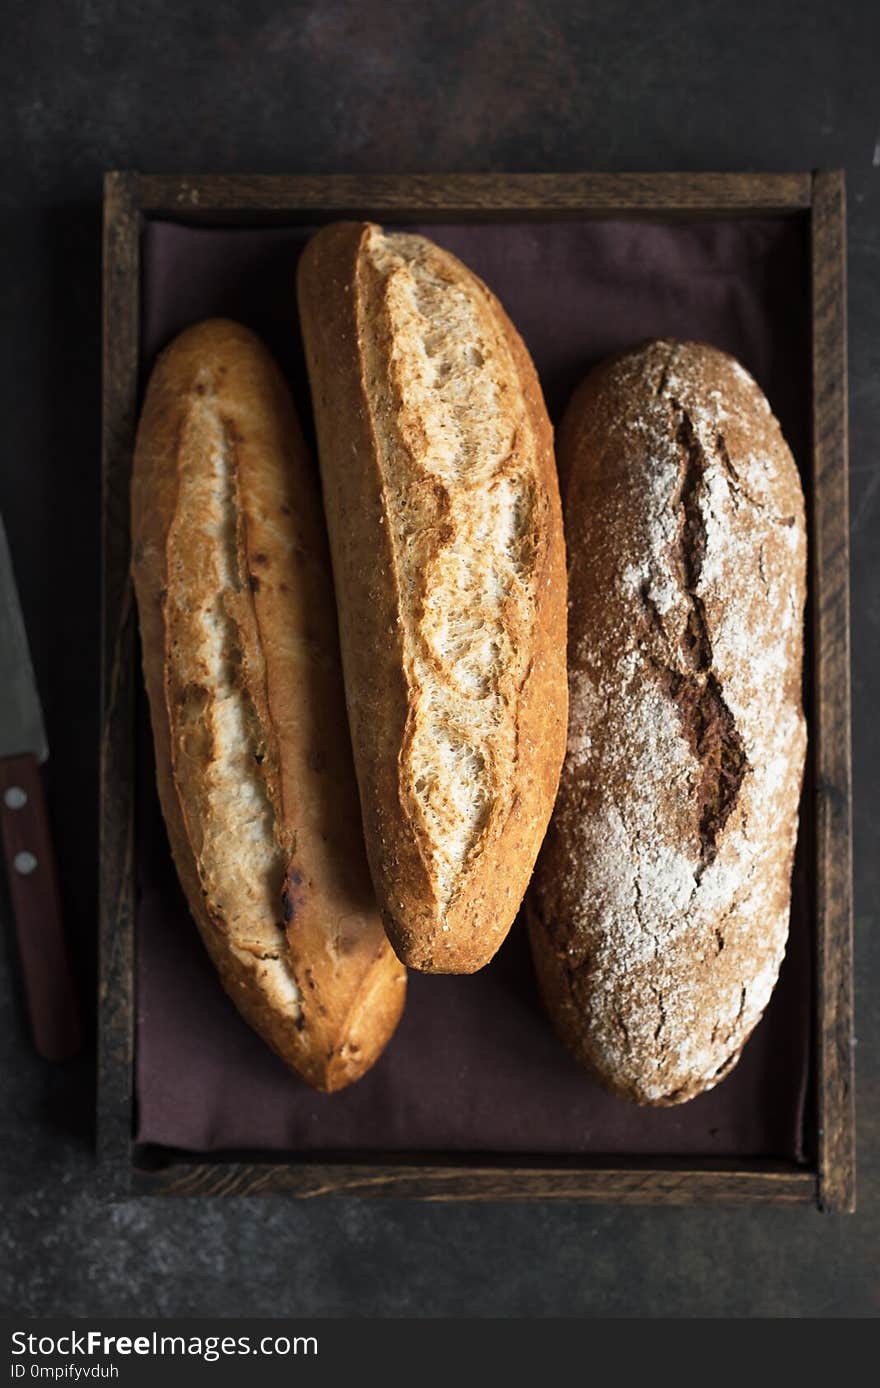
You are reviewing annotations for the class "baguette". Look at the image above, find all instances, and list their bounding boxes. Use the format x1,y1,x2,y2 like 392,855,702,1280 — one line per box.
131,318,406,1091
297,223,568,974
526,339,807,1104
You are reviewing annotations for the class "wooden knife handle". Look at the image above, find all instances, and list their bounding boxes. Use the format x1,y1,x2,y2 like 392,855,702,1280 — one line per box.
0,752,82,1060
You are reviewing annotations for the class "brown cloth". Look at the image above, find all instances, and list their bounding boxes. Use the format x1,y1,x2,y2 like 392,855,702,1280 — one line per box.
136,217,812,1158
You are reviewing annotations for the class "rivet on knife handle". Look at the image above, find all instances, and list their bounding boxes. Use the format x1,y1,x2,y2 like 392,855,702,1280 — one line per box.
0,753,82,1060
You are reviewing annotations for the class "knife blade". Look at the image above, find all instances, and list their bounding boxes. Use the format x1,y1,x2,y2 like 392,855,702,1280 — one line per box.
0,517,48,764
0,514,81,1060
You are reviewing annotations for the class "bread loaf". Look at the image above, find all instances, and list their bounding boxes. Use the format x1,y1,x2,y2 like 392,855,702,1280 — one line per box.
131,318,406,1091
527,339,807,1104
297,223,568,973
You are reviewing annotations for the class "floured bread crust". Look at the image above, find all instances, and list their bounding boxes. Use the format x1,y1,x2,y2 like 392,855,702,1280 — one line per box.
527,340,807,1104
131,318,406,1091
297,224,568,973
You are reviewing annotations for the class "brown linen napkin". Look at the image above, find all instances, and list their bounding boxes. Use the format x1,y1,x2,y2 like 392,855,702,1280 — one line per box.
136,215,811,1158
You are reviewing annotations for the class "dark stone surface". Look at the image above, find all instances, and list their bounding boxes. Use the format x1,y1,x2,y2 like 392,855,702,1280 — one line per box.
0,0,876,1317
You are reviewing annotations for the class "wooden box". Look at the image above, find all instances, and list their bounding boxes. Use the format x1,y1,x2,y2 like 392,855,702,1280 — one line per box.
100,172,853,1209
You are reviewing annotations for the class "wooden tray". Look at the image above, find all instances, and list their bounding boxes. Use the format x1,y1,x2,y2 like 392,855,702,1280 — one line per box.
99,171,853,1209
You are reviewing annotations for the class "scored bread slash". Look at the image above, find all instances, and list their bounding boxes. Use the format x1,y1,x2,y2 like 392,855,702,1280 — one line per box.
297,223,568,974
526,339,807,1105
131,318,406,1091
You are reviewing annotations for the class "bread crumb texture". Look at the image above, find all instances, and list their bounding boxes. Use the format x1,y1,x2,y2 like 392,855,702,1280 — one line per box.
359,229,540,911
530,339,807,1105
164,388,303,1018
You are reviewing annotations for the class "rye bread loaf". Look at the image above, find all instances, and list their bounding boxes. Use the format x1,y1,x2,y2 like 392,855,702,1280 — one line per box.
526,339,807,1105
297,223,568,973
131,318,406,1091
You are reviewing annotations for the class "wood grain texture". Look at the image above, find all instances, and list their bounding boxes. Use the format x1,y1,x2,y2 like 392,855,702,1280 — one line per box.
133,171,812,220
99,171,140,1196
811,170,855,1214
130,1158,815,1204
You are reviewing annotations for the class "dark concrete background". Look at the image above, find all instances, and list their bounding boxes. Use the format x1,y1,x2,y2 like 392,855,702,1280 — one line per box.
0,0,877,1317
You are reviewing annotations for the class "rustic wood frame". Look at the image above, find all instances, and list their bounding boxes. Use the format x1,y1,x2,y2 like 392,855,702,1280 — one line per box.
100,172,853,1209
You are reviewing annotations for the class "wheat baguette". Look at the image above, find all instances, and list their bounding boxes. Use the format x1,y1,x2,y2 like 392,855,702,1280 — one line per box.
526,339,807,1104
131,318,406,1091
297,223,567,974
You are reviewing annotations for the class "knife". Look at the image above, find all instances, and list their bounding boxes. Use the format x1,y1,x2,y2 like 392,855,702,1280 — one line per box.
0,515,81,1060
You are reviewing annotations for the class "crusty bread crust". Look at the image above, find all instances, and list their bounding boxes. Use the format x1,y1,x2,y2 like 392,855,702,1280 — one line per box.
297,224,567,974
131,318,405,1091
526,340,807,1105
